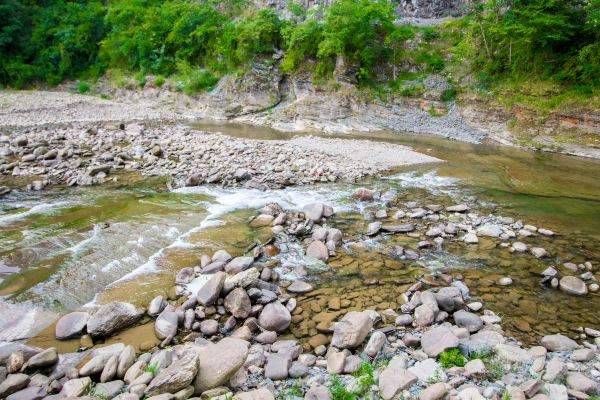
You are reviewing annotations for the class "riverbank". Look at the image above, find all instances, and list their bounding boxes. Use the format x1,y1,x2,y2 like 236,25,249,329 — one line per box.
1,88,599,160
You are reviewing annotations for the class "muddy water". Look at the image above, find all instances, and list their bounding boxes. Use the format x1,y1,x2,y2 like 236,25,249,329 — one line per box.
1,124,599,353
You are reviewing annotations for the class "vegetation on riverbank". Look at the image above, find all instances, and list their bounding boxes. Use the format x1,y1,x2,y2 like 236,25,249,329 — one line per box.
1,0,598,113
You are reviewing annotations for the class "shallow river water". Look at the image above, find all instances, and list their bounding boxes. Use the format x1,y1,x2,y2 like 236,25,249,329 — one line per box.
1,123,599,353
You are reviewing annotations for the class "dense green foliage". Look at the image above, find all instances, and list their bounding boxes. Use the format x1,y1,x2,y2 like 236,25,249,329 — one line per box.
438,348,467,368
0,0,598,101
457,0,600,87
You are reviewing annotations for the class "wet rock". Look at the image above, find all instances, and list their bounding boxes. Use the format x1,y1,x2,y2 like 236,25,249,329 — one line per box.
476,224,503,237
0,374,30,398
55,312,90,339
193,338,249,393
453,310,483,333
306,241,329,261
559,276,588,295
497,277,513,286
353,188,375,201
196,272,226,306
366,222,381,236
421,326,459,357
258,301,291,332
331,311,373,349
87,302,143,337
249,214,274,228
530,247,548,258
540,334,579,351
287,281,313,294
303,203,325,221
224,288,252,319
60,377,91,397
463,232,478,244
146,350,199,396
381,223,415,233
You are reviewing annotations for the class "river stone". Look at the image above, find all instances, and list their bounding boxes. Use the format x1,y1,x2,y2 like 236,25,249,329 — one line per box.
5,385,46,400
235,388,275,400
193,338,249,393
331,311,373,349
100,355,118,383
435,286,464,312
364,331,386,357
495,344,532,363
155,306,179,340
0,374,30,398
60,377,91,397
265,354,291,380
463,232,478,244
117,345,136,378
366,221,381,236
540,334,579,351
148,296,167,317
55,312,90,339
543,358,566,382
225,257,254,274
306,241,329,261
212,250,232,263
447,204,470,212
303,203,325,221
457,387,485,400
196,272,226,306
477,224,503,237
224,288,251,319
419,382,447,400
7,352,24,374
559,276,588,295
87,302,143,337
146,350,199,396
413,303,436,327
381,223,414,233
94,380,124,399
286,281,313,294
545,384,568,400
79,354,107,376
305,384,332,400
378,356,415,400
566,372,598,394
258,302,291,332
530,247,548,258
421,326,459,357
223,268,259,292
23,347,58,370
453,310,483,333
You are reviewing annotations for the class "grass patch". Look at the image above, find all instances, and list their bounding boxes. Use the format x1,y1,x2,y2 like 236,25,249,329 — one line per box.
329,375,355,400
438,348,466,368
328,362,376,400
76,81,90,94
278,382,303,399
145,362,159,375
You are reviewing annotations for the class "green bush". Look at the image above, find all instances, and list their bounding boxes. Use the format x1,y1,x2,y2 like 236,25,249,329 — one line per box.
76,81,90,94
438,348,466,368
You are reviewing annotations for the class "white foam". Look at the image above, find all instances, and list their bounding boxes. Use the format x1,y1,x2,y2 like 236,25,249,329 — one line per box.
0,201,71,226
69,224,102,253
384,171,459,190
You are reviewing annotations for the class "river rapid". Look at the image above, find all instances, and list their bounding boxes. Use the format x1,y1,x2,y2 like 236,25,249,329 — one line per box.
1,124,599,354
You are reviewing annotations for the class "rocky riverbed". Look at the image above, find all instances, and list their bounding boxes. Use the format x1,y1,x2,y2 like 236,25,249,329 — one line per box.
1,187,599,400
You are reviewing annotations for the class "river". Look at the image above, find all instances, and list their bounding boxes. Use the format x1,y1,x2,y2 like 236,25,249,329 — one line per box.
1,123,599,353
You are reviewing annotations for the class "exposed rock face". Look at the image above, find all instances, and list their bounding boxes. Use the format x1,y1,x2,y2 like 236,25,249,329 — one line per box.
193,338,249,393
86,302,143,337
396,0,476,18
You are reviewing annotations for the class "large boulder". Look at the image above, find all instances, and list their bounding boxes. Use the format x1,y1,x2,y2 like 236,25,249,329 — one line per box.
330,311,373,349
193,338,249,393
55,312,90,339
306,241,329,261
420,326,459,357
435,287,464,312
86,302,143,337
0,374,30,398
453,310,483,333
258,302,291,333
225,257,254,274
145,349,199,396
23,347,58,370
196,272,226,306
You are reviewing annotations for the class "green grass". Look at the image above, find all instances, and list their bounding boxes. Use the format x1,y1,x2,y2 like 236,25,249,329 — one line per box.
438,348,466,368
328,361,376,400
329,375,356,400
76,81,90,94
145,362,159,375
278,382,303,399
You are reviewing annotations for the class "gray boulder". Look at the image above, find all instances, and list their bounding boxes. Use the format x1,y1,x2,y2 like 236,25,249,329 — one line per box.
87,302,143,337
196,272,226,306
331,311,373,349
258,302,291,333
146,350,199,396
421,326,459,357
55,312,90,339
193,338,249,393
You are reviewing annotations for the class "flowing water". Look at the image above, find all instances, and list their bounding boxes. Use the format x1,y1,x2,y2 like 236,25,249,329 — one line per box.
1,123,599,353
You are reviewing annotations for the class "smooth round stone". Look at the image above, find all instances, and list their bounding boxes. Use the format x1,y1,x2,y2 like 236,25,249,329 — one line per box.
55,312,90,340
497,277,513,286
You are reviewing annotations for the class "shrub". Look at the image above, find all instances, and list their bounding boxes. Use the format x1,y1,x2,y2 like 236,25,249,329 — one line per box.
76,81,90,94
